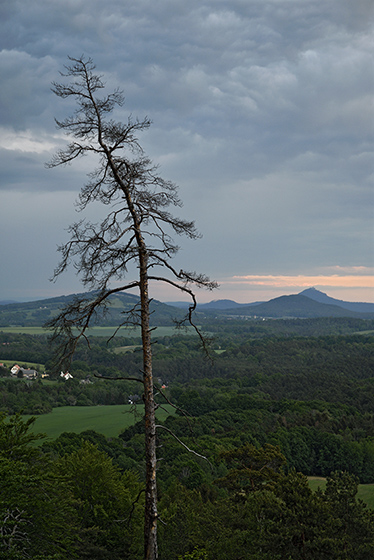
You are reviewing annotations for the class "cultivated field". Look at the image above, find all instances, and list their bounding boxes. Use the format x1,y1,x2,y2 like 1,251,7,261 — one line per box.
1,359,46,372
23,403,175,439
308,476,374,509
0,325,197,337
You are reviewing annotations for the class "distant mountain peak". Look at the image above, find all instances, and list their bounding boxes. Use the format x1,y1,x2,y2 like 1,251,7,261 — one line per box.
303,286,319,292
300,287,325,295
299,287,374,314
299,287,329,300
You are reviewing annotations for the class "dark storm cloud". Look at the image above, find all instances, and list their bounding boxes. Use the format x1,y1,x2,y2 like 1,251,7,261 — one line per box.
0,0,373,300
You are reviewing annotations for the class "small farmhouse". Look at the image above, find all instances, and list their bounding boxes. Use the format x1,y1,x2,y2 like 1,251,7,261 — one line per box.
10,365,38,379
11,364,21,376
21,369,38,379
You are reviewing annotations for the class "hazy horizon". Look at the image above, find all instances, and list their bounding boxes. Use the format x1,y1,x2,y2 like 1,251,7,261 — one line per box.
1,285,373,306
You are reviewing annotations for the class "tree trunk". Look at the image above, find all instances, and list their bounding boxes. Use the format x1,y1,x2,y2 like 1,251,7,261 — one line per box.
47,57,216,559
139,250,158,560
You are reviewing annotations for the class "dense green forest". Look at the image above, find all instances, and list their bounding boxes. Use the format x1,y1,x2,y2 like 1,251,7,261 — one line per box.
1,317,374,558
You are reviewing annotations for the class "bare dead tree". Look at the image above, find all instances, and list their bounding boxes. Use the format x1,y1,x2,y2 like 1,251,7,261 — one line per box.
45,56,216,560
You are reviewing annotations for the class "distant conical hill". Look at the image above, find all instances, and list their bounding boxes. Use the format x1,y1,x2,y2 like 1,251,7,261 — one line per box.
299,287,374,314
234,293,367,318
201,290,374,319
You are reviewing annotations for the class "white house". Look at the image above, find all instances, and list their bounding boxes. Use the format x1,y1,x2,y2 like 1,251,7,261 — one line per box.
60,371,73,380
11,364,21,376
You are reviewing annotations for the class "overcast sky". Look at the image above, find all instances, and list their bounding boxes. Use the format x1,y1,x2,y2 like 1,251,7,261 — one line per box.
1,0,373,304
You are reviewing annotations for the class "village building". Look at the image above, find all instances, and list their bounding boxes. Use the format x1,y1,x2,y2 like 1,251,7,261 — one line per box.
10,365,38,379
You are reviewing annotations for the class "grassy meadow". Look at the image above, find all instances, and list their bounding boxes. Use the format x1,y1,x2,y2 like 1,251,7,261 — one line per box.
308,477,374,509
22,408,374,510
23,403,175,440
1,359,46,372
0,327,51,335
0,325,198,337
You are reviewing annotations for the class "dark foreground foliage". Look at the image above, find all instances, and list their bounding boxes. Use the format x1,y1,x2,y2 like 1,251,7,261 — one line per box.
1,322,374,557
1,329,374,483
1,414,373,560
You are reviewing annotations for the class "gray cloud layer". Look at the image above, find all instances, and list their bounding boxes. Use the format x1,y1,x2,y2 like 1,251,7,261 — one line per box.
1,0,373,301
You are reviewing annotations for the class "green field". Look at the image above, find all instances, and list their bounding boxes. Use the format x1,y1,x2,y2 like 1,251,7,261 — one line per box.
23,403,175,440
0,325,198,337
0,327,51,335
1,359,46,372
308,477,374,509
112,345,142,354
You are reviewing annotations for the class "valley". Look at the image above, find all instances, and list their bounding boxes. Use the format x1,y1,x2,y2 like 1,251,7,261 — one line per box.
1,296,374,558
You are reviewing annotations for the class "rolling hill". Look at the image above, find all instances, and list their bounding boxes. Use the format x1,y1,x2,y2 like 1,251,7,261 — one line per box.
203,290,374,319
0,291,187,328
299,287,374,314
215,294,373,319
0,288,373,326
170,289,374,318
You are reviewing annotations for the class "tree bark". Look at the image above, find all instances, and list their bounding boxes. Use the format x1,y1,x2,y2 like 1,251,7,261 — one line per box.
139,248,158,560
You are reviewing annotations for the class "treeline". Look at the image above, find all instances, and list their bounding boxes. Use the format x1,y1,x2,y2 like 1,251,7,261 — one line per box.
0,378,138,415
1,313,374,363
201,316,374,339
0,332,143,372
0,332,52,365
2,332,374,413
2,329,374,484
1,413,374,560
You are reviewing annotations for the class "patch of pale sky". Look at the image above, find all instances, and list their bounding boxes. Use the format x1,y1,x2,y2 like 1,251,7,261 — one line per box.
231,273,374,287
0,128,56,153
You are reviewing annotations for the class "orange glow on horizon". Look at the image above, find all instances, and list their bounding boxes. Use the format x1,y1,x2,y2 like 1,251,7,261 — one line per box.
228,274,374,289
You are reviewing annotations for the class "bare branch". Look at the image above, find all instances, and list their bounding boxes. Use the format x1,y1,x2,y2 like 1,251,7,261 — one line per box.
46,56,216,560
94,373,144,384
126,488,145,527
148,274,215,357
154,384,197,438
155,425,213,468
